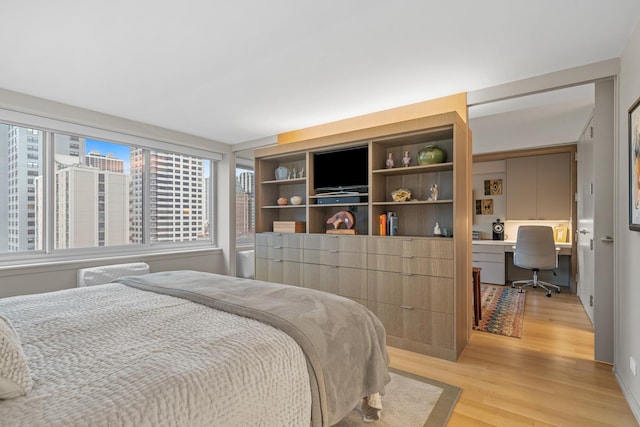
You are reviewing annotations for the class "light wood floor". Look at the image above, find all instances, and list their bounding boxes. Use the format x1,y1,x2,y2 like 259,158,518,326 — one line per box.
389,285,638,426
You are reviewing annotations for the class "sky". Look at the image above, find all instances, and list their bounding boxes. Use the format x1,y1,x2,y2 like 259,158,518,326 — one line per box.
85,139,215,176
86,139,130,173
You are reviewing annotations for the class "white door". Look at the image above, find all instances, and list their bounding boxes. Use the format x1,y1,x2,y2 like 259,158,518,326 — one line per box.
577,118,595,323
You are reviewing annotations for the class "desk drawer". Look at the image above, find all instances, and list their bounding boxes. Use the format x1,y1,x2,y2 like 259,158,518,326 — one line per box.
472,243,506,254
472,252,504,263
472,260,505,285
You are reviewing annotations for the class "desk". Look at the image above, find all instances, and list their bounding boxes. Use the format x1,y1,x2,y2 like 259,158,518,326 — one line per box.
472,240,572,287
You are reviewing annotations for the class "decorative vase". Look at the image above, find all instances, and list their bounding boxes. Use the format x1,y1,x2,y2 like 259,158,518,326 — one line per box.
290,196,303,205
417,145,446,165
274,166,289,180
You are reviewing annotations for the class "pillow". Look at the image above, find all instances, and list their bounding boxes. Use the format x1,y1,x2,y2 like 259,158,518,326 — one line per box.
0,315,33,399
77,262,150,287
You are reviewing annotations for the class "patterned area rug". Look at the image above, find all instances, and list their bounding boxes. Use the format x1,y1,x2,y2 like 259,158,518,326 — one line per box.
474,284,526,338
334,368,461,427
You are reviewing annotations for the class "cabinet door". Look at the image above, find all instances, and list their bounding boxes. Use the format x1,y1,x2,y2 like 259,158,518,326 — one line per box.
506,156,537,220
536,153,571,220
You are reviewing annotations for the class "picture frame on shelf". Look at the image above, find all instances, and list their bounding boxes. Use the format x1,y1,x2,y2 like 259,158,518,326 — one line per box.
629,96,640,231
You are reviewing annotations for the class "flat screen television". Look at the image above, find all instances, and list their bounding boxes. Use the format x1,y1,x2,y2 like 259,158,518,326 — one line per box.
313,146,368,193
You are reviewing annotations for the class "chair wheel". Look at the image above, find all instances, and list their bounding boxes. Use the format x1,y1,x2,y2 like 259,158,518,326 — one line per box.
546,293,551,297
511,284,515,288
555,288,561,293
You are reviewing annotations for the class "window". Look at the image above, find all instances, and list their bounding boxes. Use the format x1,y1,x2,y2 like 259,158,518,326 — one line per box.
235,164,255,243
0,121,217,258
0,124,43,252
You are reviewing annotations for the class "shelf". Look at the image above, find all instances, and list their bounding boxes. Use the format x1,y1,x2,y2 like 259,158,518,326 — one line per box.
309,193,369,199
262,205,307,209
261,177,306,185
309,202,369,208
372,162,453,176
372,199,453,206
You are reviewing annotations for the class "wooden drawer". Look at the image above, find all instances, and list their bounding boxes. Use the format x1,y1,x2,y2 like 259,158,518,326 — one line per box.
368,270,453,313
368,237,453,259
255,258,302,286
367,254,454,278
367,301,454,349
303,264,367,300
255,233,304,249
255,245,303,262
303,248,367,268
304,234,367,252
405,238,454,259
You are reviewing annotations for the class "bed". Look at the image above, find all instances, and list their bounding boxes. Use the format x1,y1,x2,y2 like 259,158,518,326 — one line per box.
0,269,390,426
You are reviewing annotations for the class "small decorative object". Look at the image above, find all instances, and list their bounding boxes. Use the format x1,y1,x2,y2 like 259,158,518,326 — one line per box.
292,167,298,179
386,152,395,168
299,167,304,178
275,166,289,180
417,144,446,165
326,211,356,234
434,222,441,236
484,178,503,195
391,188,412,202
402,151,411,167
554,224,568,242
290,195,303,205
475,199,494,214
277,197,288,206
442,227,449,237
427,184,439,201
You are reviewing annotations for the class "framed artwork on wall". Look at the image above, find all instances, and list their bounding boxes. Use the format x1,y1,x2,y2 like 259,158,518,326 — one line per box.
629,96,640,231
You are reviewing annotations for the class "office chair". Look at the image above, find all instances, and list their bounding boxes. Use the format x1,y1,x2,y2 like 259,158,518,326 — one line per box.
511,225,561,297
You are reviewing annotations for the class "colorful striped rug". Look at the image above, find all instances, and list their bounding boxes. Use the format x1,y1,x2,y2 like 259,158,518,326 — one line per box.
473,284,526,338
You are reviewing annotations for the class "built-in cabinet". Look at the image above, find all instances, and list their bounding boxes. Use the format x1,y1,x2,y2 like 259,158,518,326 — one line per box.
506,153,572,220
254,112,472,361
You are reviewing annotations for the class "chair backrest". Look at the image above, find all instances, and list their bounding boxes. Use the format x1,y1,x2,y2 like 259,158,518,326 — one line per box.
514,226,557,270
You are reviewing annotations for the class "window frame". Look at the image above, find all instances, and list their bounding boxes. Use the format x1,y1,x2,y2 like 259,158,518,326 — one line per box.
0,109,222,268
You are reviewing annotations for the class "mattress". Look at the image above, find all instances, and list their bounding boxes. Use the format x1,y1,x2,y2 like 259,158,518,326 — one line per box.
0,283,312,426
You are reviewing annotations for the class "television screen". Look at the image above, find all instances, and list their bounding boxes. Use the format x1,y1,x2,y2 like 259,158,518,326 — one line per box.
313,146,368,193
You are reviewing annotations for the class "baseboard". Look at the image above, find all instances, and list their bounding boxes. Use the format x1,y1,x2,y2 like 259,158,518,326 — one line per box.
614,367,640,424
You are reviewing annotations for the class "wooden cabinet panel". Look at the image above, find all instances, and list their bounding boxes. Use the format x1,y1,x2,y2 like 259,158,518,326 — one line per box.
406,239,454,259
303,234,367,252
255,245,302,262
506,153,571,220
536,153,571,220
303,249,367,268
303,264,367,300
506,156,537,220
368,270,453,313
255,233,304,248
367,302,454,349
404,257,455,278
255,258,302,286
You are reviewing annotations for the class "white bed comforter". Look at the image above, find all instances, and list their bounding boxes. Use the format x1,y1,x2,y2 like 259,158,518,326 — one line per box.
0,283,312,427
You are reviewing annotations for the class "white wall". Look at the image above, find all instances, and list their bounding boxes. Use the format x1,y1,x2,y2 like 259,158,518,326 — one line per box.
0,250,226,299
615,20,640,420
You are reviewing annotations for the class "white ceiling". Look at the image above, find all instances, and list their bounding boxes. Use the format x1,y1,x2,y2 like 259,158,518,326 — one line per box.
1,1,639,145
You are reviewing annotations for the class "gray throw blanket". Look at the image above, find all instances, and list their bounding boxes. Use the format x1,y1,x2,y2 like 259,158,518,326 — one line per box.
115,270,390,427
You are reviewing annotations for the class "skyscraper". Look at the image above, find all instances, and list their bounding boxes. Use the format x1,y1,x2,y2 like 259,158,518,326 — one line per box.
54,165,129,248
85,151,124,173
129,148,206,243
2,127,86,252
